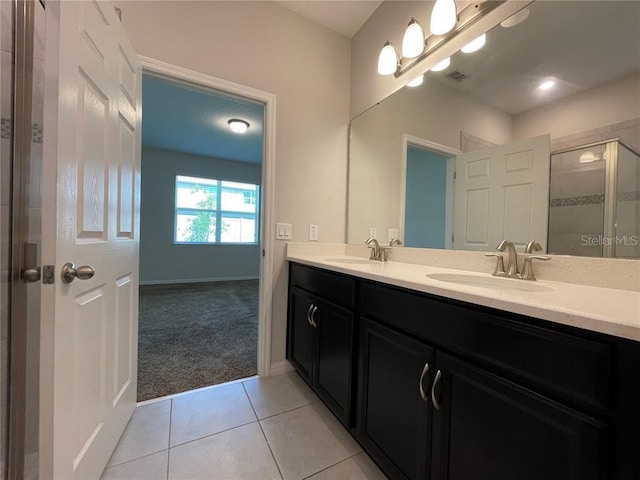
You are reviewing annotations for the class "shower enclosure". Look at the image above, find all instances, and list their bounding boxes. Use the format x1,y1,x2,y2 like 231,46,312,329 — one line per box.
548,138,640,258
1,1,43,478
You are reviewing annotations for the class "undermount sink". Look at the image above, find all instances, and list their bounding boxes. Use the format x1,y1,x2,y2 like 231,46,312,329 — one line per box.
426,273,553,292
324,258,373,265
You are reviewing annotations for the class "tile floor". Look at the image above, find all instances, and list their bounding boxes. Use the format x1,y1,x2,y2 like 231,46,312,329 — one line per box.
101,371,387,480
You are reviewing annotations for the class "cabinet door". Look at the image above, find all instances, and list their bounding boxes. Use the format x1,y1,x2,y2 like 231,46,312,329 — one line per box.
314,298,354,425
357,318,434,480
287,287,316,384
431,351,608,480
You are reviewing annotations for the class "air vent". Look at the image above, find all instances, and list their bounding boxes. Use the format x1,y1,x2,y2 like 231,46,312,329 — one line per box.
447,70,469,82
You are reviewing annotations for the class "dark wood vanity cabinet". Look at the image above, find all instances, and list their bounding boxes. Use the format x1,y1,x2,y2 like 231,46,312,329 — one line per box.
287,262,640,480
287,263,356,425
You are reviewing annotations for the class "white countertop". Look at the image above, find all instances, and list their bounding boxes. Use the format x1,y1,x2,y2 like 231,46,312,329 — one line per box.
287,253,640,342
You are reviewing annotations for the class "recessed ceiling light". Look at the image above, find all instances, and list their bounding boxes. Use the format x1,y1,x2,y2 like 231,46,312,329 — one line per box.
228,119,250,134
430,57,451,72
500,8,530,28
539,80,555,91
407,75,424,87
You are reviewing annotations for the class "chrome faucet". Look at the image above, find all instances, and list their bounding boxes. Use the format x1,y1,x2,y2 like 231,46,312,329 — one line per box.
520,240,550,280
525,240,542,254
486,239,551,281
496,239,519,277
365,237,382,261
380,238,402,261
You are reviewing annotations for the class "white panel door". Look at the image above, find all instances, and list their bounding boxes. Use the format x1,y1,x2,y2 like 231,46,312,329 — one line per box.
42,1,141,478
454,135,550,252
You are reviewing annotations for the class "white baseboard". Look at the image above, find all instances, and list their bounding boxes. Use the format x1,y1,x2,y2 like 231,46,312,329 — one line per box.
139,275,259,286
269,360,294,376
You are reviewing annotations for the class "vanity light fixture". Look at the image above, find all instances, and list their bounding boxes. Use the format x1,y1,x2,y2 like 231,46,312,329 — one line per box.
430,0,458,36
402,18,426,58
539,80,555,91
407,74,424,87
461,33,486,53
228,119,250,134
376,1,505,79
430,57,451,72
377,41,400,75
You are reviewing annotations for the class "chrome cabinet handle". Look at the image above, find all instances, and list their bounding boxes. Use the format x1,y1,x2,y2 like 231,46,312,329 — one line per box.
431,369,442,410
419,362,430,401
61,263,95,284
310,306,318,327
307,304,314,326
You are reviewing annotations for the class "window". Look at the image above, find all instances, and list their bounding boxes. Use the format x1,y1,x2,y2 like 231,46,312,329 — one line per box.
175,175,259,244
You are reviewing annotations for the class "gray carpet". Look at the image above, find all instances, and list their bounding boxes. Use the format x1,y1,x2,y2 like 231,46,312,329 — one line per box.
137,280,258,402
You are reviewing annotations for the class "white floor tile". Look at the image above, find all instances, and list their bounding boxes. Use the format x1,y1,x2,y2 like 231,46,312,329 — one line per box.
260,402,362,480
107,400,171,467
243,371,318,419
101,451,168,480
168,422,281,480
306,453,387,480
170,383,256,446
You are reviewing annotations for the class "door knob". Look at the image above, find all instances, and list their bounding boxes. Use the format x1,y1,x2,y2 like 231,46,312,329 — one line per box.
22,267,41,283
61,263,95,284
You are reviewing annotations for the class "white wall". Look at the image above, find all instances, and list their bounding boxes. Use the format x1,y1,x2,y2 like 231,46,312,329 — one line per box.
349,78,512,243
113,1,351,364
514,72,640,144
140,148,261,284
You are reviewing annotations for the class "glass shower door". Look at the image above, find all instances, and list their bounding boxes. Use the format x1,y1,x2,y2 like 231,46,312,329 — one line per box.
0,1,14,476
614,143,640,258
548,144,607,256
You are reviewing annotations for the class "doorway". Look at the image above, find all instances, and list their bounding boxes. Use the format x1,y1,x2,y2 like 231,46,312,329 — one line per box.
137,60,275,401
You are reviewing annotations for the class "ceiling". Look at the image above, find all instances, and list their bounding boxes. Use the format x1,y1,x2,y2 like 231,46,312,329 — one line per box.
426,1,640,115
142,75,264,164
275,0,382,38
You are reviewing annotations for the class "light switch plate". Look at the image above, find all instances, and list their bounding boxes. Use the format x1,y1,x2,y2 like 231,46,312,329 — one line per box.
369,227,377,239
309,224,319,241
388,228,399,242
276,223,292,240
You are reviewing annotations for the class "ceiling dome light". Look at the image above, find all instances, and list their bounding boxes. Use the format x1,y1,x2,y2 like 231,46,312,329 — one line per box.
461,33,486,53
407,75,424,87
378,41,399,75
539,80,555,91
430,0,457,36
228,119,250,134
402,18,425,59
500,8,530,28
430,57,451,72
579,151,601,163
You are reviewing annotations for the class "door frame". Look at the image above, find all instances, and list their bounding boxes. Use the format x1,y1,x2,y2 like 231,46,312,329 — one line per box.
139,56,275,377
399,134,460,248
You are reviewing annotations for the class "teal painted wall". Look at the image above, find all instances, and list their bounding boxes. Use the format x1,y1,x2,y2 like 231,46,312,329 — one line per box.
140,148,261,283
405,146,449,248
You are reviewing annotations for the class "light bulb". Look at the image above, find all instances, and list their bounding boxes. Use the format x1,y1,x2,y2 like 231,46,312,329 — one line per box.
430,57,450,72
402,18,425,59
579,151,599,163
407,75,424,87
228,119,249,134
461,33,486,53
500,8,530,28
430,0,457,36
378,41,399,75
539,80,555,91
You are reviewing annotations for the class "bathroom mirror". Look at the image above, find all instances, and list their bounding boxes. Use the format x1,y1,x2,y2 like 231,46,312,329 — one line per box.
348,0,640,258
